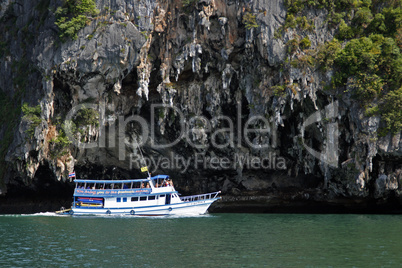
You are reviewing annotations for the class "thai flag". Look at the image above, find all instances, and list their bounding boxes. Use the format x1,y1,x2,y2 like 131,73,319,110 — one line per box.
69,172,76,178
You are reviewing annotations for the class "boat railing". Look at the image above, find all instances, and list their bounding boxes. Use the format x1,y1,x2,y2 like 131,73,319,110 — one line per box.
180,191,221,202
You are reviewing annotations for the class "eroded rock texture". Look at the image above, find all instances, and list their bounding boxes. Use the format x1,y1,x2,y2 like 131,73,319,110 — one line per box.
0,0,401,213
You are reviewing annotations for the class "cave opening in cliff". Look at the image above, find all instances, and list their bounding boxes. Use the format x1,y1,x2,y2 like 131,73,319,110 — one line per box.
0,163,75,214
121,68,139,96
338,115,354,165
6,164,70,199
33,164,74,199
53,74,73,117
370,154,402,198
276,96,329,183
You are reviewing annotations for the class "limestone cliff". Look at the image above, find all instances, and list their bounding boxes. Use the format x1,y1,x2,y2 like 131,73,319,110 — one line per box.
0,0,401,213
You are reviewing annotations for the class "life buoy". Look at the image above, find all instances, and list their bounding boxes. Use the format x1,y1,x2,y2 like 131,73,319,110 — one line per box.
168,207,172,212
130,210,135,215
69,210,74,215
106,210,111,215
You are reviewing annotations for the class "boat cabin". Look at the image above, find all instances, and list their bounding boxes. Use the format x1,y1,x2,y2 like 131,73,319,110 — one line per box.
73,175,181,209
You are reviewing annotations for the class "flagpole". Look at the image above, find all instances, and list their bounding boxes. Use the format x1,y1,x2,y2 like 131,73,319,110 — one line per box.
134,138,151,178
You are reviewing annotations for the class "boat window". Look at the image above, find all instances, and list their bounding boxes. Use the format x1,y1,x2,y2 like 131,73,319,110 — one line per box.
148,196,156,200
140,196,147,201
123,197,127,202
117,198,121,202
159,194,165,198
131,197,138,202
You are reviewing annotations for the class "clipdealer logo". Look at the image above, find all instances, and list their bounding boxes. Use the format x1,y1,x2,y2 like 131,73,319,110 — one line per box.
62,101,339,170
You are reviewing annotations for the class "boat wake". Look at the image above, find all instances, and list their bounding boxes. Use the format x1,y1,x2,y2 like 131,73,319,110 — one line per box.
0,212,67,217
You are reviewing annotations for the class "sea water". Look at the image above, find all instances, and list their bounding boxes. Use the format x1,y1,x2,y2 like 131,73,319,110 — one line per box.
1,213,401,267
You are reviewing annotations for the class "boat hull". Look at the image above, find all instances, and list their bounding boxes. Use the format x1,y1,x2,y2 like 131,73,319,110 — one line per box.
69,198,219,216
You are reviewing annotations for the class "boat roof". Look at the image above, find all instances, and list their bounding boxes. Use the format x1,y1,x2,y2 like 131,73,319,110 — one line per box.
74,175,170,184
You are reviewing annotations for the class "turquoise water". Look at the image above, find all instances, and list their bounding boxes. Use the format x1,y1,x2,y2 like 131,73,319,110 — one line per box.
1,213,401,267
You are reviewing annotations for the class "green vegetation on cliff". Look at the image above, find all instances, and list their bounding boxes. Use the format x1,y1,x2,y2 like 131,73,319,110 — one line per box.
74,108,99,127
55,0,99,40
284,0,402,134
243,12,259,29
49,127,72,159
22,103,42,138
379,87,402,134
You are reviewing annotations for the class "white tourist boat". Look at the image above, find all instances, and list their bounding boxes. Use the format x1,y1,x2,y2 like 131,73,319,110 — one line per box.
60,175,220,216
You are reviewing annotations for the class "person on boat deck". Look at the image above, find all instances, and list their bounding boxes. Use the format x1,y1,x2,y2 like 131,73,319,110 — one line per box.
123,184,128,189
146,183,150,188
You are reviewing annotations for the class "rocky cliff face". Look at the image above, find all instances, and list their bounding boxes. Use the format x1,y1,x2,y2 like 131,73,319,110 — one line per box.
0,0,401,213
